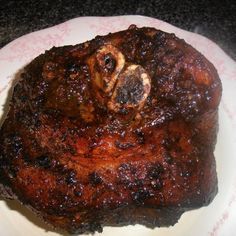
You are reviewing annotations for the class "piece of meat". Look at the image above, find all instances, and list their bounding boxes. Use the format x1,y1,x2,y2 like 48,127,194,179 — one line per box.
0,25,222,234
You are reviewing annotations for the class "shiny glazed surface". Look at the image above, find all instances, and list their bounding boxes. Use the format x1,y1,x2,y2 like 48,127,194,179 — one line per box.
0,25,222,234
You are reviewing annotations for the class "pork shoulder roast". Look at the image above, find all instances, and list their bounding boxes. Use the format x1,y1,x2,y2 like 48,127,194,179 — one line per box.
0,25,222,234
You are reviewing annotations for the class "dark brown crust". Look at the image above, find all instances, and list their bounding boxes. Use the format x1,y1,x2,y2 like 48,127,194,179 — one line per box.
0,26,221,234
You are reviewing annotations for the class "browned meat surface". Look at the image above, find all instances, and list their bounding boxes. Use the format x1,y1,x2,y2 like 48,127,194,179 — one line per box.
0,25,222,234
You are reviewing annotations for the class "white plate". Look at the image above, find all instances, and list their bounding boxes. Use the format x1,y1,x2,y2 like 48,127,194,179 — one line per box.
0,15,236,236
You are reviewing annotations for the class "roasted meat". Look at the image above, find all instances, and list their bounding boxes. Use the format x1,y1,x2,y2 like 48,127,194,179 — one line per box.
0,25,222,234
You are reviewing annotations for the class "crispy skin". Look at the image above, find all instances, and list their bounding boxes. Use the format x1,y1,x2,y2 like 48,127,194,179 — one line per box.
0,26,221,234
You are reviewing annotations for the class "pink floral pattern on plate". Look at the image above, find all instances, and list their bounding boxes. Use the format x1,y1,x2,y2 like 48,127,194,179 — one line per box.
0,21,69,62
